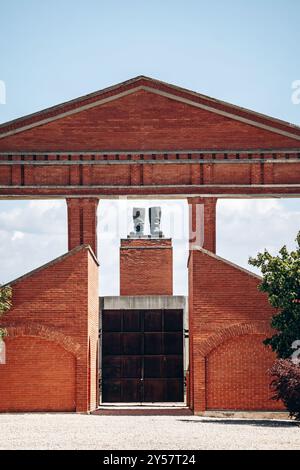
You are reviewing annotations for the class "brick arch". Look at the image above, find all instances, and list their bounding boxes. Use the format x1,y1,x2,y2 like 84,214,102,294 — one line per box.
195,321,273,357
4,323,82,359
0,333,77,412
205,332,283,410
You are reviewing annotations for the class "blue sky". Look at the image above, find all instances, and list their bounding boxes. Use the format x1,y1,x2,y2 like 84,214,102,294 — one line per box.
1,0,300,125
0,0,299,294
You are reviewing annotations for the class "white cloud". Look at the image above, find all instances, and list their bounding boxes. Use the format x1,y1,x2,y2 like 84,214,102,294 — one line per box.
217,198,300,275
0,200,67,284
0,200,66,234
11,231,24,241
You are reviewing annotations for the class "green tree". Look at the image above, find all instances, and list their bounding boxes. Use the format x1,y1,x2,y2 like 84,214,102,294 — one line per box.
0,285,12,340
248,231,300,359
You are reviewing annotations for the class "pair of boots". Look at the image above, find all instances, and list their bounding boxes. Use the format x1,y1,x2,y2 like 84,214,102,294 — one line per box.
132,206,162,237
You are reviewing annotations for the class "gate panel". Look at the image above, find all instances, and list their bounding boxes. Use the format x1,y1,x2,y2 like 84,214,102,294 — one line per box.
101,309,184,402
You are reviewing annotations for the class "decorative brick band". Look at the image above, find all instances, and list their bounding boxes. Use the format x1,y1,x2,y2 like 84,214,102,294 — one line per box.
195,321,273,357
3,322,82,358
0,151,299,162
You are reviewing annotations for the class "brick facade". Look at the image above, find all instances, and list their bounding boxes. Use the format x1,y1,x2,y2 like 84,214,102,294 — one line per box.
0,245,99,412
0,337,76,412
188,247,284,413
120,238,173,296
0,77,299,199
0,76,295,413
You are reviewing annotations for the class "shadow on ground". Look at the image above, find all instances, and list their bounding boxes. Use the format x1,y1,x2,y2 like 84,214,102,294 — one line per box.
178,418,299,428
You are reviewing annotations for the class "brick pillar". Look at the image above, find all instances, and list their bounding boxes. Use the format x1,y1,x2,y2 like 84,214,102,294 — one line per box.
188,197,217,253
120,238,173,296
188,197,217,413
66,198,99,256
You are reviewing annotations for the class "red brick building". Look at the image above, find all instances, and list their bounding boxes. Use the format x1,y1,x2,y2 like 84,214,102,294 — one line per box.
0,76,299,413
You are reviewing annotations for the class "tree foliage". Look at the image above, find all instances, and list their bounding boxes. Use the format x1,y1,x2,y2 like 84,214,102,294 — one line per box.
249,231,300,359
270,359,300,421
0,285,12,314
0,285,12,340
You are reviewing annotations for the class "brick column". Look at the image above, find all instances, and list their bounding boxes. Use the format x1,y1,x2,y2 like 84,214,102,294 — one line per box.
120,238,173,296
188,197,217,253
66,198,99,256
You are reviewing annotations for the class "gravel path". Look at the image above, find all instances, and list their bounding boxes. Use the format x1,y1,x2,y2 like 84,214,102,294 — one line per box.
0,413,299,450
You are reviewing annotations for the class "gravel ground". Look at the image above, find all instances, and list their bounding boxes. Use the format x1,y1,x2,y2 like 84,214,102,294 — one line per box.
0,413,299,450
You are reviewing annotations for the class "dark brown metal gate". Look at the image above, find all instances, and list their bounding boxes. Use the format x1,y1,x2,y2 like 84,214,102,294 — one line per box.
101,309,184,402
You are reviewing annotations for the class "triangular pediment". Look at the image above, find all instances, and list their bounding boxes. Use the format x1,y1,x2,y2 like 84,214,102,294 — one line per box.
0,76,300,152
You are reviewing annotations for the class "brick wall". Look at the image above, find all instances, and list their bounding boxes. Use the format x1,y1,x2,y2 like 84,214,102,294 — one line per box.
0,337,76,412
120,238,173,296
88,252,100,410
0,245,99,413
206,334,283,410
188,247,284,412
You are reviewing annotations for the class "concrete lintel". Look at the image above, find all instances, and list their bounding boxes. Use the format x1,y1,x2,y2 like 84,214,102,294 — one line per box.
100,295,187,311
